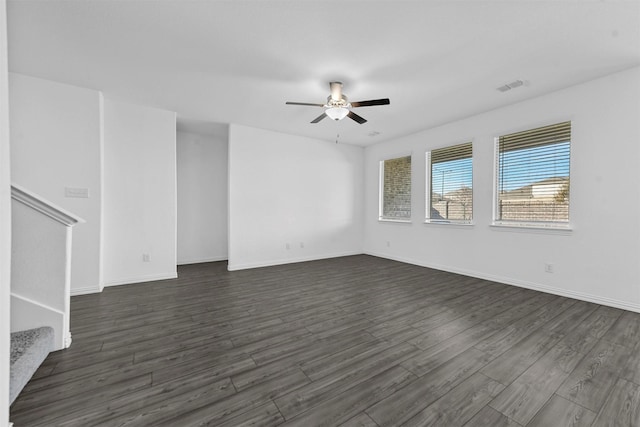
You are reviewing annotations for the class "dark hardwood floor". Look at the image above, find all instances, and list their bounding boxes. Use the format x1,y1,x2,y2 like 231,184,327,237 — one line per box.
10,255,640,426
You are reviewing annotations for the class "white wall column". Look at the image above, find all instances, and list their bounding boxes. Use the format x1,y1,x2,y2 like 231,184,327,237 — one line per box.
102,99,177,286
0,0,11,423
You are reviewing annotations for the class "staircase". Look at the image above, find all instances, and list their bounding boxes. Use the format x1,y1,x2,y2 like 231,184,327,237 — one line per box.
9,326,53,405
9,184,83,405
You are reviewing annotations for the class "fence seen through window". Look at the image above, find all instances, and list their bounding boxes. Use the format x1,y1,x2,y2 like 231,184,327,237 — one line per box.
496,121,571,225
427,142,473,223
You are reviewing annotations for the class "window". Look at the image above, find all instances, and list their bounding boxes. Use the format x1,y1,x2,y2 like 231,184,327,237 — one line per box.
426,142,473,223
495,121,571,227
379,155,411,221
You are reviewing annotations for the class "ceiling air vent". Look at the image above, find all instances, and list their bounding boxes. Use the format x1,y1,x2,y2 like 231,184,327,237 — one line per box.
497,80,524,92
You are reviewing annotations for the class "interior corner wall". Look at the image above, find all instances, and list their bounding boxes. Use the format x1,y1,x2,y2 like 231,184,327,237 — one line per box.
98,92,105,292
177,129,228,265
8,73,103,296
102,98,177,286
0,0,11,423
228,124,364,271
363,66,640,312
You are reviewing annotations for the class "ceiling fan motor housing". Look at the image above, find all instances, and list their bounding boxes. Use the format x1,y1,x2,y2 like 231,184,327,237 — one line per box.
329,81,344,102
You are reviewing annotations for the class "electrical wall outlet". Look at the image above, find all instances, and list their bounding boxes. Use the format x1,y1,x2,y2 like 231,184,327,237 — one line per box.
544,263,554,273
142,254,150,262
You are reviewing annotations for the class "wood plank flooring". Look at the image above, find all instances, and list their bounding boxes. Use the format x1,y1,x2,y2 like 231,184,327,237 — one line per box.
9,255,640,426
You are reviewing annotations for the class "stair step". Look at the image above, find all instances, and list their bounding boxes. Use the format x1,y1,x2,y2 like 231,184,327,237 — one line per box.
10,326,54,405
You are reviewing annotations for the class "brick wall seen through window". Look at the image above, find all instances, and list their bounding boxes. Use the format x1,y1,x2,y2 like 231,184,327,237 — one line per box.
380,156,411,220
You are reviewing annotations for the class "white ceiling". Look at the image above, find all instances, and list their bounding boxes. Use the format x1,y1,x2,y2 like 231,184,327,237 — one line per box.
6,1,640,146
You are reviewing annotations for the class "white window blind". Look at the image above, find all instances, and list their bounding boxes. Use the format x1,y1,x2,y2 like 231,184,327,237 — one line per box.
380,156,411,220
427,142,473,223
496,121,571,225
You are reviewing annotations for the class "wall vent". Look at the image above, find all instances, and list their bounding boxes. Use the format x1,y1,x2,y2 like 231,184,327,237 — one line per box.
497,80,524,92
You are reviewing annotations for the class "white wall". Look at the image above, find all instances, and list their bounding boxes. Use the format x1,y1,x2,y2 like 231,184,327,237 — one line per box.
364,66,640,312
228,124,364,270
8,74,179,291
0,0,11,422
11,202,68,313
9,73,102,295
102,99,177,286
177,129,228,264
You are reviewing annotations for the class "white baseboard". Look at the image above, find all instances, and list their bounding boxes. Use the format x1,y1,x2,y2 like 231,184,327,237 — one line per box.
227,251,362,271
102,272,178,288
70,285,101,296
64,331,72,348
177,256,227,266
365,250,640,314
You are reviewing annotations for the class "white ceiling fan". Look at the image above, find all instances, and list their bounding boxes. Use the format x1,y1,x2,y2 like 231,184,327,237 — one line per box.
286,81,390,124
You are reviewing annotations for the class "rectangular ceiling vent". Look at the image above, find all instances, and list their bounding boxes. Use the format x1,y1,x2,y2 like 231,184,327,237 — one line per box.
497,80,524,92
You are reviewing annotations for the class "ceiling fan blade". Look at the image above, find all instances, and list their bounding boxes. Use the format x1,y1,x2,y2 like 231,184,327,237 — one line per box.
350,98,390,108
311,113,327,123
286,102,325,107
347,111,367,124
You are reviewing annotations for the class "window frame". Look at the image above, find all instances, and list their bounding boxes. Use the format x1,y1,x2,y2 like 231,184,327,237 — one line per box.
425,141,474,225
378,154,412,223
492,121,572,231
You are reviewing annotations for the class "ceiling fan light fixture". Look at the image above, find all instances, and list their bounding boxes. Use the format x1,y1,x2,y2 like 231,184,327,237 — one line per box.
325,106,349,121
